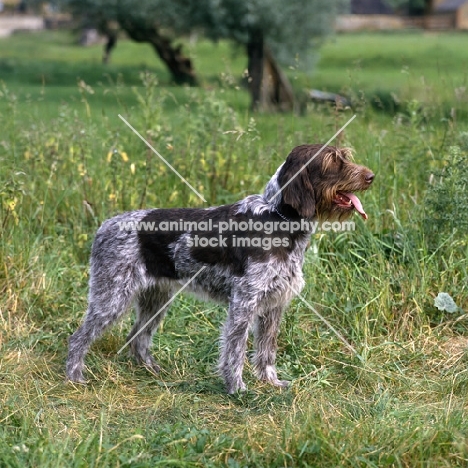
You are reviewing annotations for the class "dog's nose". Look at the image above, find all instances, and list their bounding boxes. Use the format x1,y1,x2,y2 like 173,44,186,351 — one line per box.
365,173,375,184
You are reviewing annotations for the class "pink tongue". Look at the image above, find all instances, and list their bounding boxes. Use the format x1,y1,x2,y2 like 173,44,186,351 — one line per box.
342,192,368,220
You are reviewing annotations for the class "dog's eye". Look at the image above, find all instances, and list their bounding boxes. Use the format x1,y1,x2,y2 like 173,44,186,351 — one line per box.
328,157,343,172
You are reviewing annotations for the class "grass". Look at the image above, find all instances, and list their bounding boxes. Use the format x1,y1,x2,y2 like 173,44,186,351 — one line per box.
316,31,468,90
1,29,468,466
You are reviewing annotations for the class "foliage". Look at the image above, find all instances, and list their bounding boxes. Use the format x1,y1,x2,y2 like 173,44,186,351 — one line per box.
191,0,348,68
63,0,347,69
423,137,468,252
64,0,194,33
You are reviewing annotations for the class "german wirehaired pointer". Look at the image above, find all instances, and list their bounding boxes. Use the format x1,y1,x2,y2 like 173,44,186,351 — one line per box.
67,144,374,393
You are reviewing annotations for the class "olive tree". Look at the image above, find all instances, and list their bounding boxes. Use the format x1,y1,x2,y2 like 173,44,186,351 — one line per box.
64,0,347,108
66,0,198,84
192,0,347,109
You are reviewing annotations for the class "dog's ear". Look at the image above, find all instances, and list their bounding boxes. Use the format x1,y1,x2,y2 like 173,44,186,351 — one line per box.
280,165,316,219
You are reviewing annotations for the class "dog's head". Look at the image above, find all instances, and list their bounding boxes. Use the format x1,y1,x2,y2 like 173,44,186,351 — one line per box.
276,144,374,220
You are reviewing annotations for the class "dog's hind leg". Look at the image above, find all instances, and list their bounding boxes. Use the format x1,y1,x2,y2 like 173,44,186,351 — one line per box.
66,270,138,383
126,285,172,374
218,290,257,393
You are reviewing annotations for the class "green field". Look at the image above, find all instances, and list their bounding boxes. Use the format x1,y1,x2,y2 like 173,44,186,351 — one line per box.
1,29,468,467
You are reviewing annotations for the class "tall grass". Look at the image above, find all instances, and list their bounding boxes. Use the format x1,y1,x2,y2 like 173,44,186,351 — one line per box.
1,30,468,467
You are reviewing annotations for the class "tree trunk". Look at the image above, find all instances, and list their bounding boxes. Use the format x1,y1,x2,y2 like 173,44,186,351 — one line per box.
98,21,118,64
247,29,295,112
247,27,264,111
102,32,117,65
118,19,197,85
261,48,295,112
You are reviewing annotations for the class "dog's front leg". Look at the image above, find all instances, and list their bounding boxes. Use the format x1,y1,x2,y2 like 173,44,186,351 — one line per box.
252,306,289,388
218,301,253,394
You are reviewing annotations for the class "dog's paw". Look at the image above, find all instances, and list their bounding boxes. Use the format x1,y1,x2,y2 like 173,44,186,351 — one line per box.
66,374,87,385
274,379,290,389
143,362,161,376
263,377,291,389
138,355,161,375
227,381,247,394
66,365,87,384
256,365,289,388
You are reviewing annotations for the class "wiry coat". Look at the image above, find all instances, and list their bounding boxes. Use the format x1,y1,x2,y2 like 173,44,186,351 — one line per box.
66,144,374,393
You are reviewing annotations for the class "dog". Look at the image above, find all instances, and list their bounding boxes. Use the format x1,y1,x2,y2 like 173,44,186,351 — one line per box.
66,144,374,393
